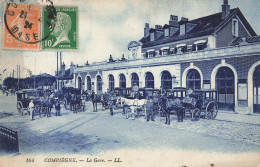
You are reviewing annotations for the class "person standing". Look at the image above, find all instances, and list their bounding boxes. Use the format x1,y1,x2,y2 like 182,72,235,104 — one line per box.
28,100,34,120
55,98,61,116
132,82,139,99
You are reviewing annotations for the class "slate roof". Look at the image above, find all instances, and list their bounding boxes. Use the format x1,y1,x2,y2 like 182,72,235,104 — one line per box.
229,36,260,46
140,8,257,48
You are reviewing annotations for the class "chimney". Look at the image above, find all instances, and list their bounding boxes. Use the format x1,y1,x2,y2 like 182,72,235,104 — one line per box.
144,23,150,37
169,15,178,26
155,25,162,29
70,62,74,75
222,0,230,19
62,62,65,76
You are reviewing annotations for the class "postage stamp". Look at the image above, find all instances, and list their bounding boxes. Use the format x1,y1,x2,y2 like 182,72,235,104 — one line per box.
41,6,78,50
3,3,41,50
3,1,57,51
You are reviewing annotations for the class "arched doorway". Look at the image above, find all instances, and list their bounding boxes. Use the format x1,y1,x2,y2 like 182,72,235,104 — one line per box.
253,65,260,113
131,73,139,87
87,76,91,92
108,74,114,91
216,67,235,110
145,72,154,88
119,74,126,88
186,69,201,90
161,71,172,89
78,76,82,90
96,75,102,94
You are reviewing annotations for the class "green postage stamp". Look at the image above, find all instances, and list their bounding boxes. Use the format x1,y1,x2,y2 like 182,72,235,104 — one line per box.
42,6,78,50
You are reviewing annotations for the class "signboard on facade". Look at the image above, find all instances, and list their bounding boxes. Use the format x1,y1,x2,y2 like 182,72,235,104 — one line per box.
238,83,248,100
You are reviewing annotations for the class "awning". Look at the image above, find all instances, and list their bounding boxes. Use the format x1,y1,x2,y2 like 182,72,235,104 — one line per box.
194,40,206,44
176,43,187,48
160,46,169,50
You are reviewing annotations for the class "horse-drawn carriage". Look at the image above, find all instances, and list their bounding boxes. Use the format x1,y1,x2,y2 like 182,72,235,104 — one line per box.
62,87,85,112
182,89,218,120
16,89,56,120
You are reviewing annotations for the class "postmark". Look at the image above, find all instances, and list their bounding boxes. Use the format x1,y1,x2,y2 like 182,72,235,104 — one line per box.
3,0,57,50
41,6,78,50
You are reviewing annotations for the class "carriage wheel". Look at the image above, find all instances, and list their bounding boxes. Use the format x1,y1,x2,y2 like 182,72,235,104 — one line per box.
206,102,218,119
191,108,201,121
17,101,24,116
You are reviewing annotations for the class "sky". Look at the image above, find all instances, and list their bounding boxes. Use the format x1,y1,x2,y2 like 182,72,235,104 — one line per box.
0,0,260,79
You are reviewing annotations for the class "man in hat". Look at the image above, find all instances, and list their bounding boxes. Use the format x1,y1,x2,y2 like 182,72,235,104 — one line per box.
146,96,154,122
55,97,61,116
132,82,139,99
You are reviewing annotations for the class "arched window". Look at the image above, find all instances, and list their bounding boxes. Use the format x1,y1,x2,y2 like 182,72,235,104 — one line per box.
119,74,126,88
78,77,82,90
186,69,201,90
145,72,154,88
216,67,235,109
87,76,91,91
161,71,172,89
97,75,102,94
131,73,139,87
108,74,114,91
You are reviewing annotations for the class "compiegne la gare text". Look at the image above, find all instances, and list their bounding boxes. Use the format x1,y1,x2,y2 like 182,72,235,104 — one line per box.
44,158,77,162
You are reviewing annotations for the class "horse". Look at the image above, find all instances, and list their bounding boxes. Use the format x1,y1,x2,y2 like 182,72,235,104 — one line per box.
117,97,147,119
159,97,184,125
90,94,102,112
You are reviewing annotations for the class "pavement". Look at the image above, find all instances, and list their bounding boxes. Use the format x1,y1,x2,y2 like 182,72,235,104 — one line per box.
216,110,260,125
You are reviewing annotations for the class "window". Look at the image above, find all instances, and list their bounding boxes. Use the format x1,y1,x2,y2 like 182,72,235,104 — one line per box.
119,74,126,88
97,75,102,91
145,72,154,88
87,76,91,91
131,73,139,87
108,75,114,91
232,19,238,37
186,69,201,90
148,51,154,58
161,71,172,89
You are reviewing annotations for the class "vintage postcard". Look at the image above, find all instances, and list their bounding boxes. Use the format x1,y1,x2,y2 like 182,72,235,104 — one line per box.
0,0,260,167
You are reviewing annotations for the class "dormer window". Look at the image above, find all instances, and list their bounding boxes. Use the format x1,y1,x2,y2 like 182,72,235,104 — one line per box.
194,40,207,51
147,49,155,58
150,32,155,41
164,28,169,37
161,47,169,56
176,43,187,54
232,18,238,37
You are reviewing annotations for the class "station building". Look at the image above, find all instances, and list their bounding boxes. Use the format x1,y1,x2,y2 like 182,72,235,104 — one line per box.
74,0,260,114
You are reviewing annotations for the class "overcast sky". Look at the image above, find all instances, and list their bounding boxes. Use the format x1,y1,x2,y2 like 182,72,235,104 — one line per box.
0,0,260,79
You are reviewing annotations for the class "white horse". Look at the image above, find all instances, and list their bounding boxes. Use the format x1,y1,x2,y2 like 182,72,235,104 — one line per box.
117,97,147,119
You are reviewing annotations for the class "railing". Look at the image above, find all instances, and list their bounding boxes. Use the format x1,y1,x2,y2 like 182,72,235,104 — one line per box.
0,126,19,153
75,42,260,73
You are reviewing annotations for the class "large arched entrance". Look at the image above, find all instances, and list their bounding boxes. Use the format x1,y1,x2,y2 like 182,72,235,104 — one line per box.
96,75,102,94
253,65,260,113
145,72,154,88
131,73,139,87
186,69,201,90
161,71,172,89
216,67,235,110
108,74,115,91
119,74,126,88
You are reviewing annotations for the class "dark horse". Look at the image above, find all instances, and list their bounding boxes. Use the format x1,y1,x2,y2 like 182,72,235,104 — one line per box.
90,94,102,112
160,97,184,125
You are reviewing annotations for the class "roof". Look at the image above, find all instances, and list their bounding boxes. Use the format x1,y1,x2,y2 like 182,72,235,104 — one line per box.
140,8,257,48
229,36,260,46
